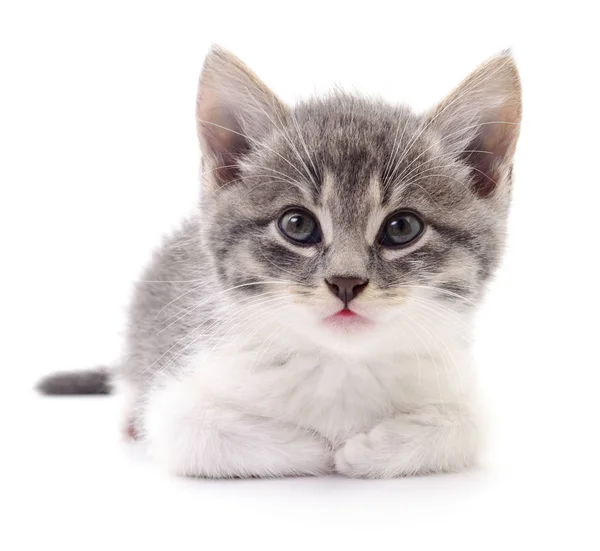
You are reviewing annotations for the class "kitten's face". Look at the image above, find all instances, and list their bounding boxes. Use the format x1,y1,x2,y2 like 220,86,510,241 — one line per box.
197,48,521,354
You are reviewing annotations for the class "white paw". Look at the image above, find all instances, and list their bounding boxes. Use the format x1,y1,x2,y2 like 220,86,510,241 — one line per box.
335,412,477,478
145,374,335,478
334,428,390,478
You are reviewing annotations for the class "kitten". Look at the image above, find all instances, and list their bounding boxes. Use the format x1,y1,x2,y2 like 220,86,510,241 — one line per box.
38,46,521,478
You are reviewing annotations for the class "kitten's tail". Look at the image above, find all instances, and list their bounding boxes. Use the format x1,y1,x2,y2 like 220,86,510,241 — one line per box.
36,367,112,395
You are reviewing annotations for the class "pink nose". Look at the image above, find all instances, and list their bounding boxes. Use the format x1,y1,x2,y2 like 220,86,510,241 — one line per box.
325,277,369,307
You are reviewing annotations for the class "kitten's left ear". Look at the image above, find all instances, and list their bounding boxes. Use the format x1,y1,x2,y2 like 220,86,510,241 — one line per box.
427,51,522,198
197,45,289,187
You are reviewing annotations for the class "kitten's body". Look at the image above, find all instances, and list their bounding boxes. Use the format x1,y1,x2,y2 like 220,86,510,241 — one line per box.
39,47,521,478
120,215,477,477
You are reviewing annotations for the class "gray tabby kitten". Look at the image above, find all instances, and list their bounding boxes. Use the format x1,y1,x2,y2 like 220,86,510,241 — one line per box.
39,46,521,478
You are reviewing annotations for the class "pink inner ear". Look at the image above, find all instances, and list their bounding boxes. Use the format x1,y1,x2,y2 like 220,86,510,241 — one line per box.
462,108,520,198
461,128,502,198
197,106,251,186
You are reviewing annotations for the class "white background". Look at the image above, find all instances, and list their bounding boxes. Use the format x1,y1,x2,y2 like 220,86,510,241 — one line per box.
1,1,599,549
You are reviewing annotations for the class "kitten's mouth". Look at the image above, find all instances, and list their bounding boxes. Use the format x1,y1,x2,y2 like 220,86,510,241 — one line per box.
323,308,370,329
334,308,356,318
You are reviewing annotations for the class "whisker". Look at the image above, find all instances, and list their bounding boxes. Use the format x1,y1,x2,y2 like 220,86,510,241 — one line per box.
159,280,299,328
393,283,476,306
159,288,288,334
145,294,291,379
408,307,464,397
402,309,446,412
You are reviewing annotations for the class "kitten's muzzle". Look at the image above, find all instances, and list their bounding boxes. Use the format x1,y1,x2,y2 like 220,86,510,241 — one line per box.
325,277,369,308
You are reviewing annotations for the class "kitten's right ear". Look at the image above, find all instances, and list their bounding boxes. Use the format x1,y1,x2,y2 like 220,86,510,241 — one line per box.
427,52,522,198
196,46,289,187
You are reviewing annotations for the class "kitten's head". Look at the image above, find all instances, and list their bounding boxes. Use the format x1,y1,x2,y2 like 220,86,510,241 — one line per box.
196,46,521,355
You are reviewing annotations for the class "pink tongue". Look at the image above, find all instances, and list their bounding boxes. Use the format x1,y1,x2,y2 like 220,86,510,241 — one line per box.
337,309,356,317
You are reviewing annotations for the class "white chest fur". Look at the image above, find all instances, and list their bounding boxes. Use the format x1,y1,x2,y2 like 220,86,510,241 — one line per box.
163,347,445,446
264,353,408,444
144,343,474,477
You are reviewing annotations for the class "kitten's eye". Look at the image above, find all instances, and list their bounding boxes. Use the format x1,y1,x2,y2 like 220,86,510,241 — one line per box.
278,209,321,245
380,211,424,247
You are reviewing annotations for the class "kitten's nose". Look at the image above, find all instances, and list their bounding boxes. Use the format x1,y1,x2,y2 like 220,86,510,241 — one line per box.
325,277,369,307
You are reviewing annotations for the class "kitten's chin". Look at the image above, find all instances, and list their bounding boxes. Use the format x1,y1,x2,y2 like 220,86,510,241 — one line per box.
281,303,395,355
310,325,389,356
302,309,388,355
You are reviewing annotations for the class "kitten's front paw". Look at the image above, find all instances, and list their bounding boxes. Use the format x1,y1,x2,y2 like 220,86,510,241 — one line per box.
335,410,480,478
334,430,386,478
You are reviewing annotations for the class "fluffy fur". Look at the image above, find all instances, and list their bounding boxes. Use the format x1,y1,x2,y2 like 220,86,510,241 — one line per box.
39,46,521,478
